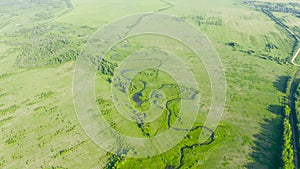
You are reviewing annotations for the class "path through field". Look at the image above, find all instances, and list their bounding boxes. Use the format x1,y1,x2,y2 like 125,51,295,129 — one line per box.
290,44,300,169
257,8,300,168
263,9,300,169
292,47,300,67
282,20,300,169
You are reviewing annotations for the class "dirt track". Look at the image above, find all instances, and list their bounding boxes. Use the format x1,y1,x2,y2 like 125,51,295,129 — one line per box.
262,9,300,169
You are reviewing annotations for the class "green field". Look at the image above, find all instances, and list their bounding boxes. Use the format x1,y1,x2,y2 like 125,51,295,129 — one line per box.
1,0,300,168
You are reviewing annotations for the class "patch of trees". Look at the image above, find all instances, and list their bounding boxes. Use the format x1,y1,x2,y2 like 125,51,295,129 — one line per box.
16,32,81,67
225,41,289,64
248,52,289,65
98,59,118,83
137,122,151,137
47,49,79,65
282,106,295,169
105,153,124,169
225,42,238,48
280,74,297,169
98,59,117,76
5,24,93,68
266,43,278,52
17,32,81,67
105,149,130,169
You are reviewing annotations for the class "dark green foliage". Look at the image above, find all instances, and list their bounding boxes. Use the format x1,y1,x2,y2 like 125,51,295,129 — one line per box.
99,59,117,76
266,43,278,52
105,153,124,169
98,59,118,82
230,48,289,65
3,23,95,68
137,122,151,137
282,106,295,169
15,28,81,67
47,49,80,65
247,50,255,55
105,149,130,169
225,42,238,48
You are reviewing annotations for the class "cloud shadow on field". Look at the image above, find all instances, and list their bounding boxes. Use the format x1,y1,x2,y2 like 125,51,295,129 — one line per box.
245,74,292,168
267,104,284,116
245,117,282,169
273,76,290,93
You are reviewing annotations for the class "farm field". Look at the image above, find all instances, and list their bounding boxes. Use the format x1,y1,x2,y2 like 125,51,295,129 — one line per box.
0,0,300,169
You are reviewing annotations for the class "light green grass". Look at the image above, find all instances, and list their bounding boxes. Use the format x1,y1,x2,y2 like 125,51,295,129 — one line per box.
56,0,168,28
0,62,109,168
0,0,299,168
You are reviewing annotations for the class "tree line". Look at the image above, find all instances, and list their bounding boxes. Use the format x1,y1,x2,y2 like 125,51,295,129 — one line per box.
282,105,295,169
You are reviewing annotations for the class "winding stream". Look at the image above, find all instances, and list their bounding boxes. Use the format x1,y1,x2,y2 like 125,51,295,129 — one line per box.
109,1,214,168
119,67,214,169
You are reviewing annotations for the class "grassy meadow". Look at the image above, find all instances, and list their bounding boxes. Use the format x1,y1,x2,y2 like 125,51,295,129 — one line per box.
0,0,300,168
